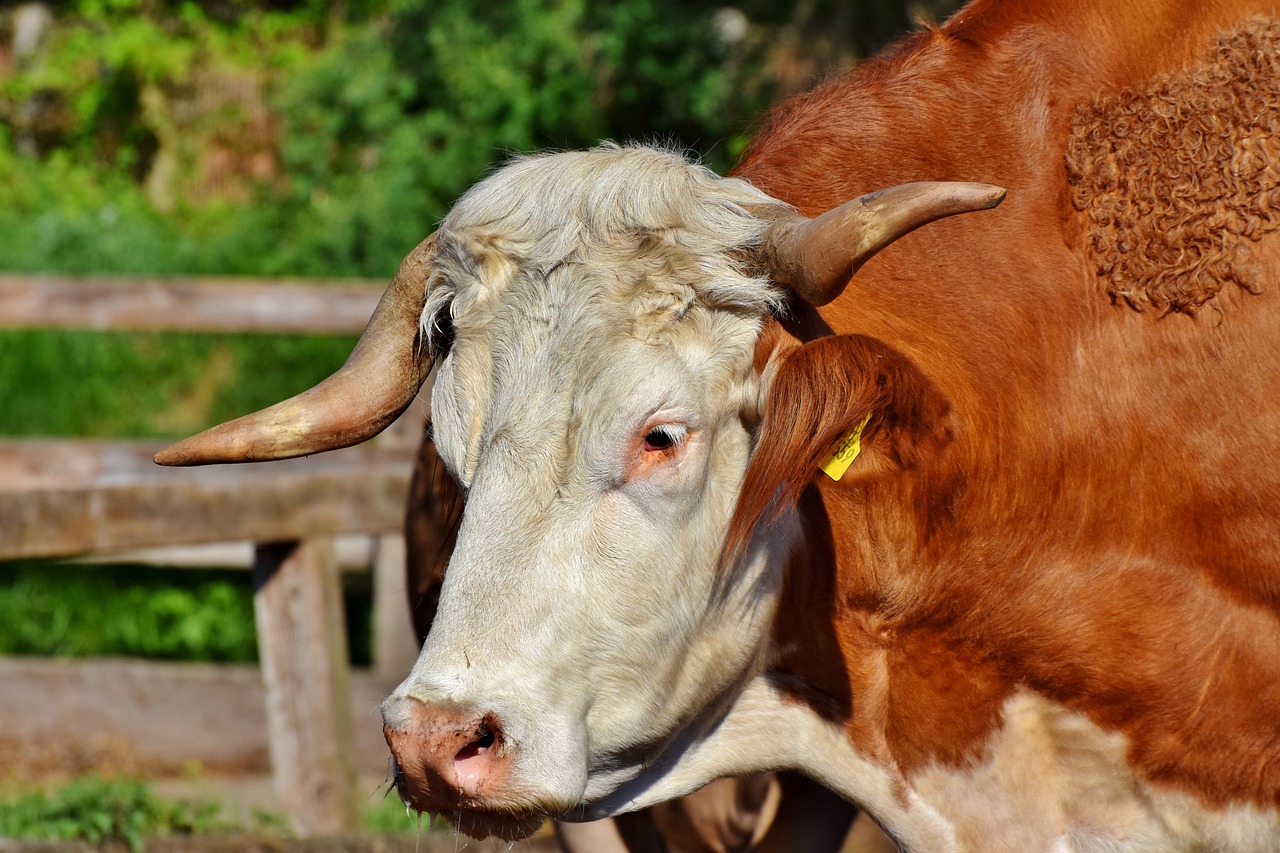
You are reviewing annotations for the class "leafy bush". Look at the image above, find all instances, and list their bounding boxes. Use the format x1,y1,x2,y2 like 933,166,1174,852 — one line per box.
0,775,228,851
0,563,259,662
0,330,356,437
0,0,784,278
0,560,376,666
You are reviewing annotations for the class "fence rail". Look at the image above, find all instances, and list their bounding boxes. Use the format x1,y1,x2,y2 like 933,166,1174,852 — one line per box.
0,440,411,560
0,273,423,837
0,273,384,334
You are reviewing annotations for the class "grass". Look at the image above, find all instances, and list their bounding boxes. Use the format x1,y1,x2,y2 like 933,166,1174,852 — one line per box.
0,562,258,662
0,561,375,666
0,775,232,851
0,330,358,439
0,775,431,848
362,790,425,834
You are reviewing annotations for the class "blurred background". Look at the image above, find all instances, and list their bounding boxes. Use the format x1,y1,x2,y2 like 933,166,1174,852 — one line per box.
0,0,959,847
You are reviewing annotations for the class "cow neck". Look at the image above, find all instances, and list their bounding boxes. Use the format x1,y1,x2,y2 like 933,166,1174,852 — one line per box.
764,462,1014,775
766,409,1280,811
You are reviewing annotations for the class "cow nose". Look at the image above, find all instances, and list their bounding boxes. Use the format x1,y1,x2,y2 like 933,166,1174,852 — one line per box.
383,696,515,810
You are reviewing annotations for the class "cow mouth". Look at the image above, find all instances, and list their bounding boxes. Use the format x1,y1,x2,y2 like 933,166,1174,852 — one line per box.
389,756,549,841
437,808,547,841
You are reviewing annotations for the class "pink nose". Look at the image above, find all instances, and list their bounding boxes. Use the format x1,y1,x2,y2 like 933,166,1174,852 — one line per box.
383,696,515,812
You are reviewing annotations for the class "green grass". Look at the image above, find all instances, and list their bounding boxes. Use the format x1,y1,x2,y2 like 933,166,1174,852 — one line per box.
0,330,358,438
0,775,441,847
0,562,258,662
362,789,424,834
0,776,231,851
0,561,374,666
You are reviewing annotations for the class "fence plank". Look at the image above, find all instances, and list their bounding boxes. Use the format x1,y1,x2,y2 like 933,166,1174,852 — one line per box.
372,534,420,681
253,538,359,836
0,441,411,560
0,274,384,334
0,274,429,840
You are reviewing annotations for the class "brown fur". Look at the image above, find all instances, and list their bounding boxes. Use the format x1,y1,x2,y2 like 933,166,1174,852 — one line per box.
1065,18,1280,314
726,333,954,562
731,0,1280,815
404,429,464,644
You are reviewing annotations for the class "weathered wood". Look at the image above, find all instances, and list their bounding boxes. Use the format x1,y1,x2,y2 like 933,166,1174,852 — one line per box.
0,274,384,334
0,832,562,852
0,656,399,778
253,538,360,836
0,275,432,840
0,440,412,560
372,534,420,681
71,535,378,572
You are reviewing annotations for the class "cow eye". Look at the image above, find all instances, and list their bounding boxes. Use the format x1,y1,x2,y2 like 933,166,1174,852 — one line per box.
643,425,685,452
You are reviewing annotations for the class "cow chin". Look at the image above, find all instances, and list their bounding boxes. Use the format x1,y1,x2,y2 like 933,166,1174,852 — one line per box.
402,803,546,842
388,752,560,841
446,810,546,842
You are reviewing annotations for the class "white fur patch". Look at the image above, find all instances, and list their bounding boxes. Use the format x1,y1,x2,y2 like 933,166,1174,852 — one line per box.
909,690,1280,852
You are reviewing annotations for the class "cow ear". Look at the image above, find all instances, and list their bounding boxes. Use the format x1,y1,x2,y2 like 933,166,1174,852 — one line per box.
727,334,953,555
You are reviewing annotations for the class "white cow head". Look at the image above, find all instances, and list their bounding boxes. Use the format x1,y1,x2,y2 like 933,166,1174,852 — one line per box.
155,144,1003,839
386,148,787,836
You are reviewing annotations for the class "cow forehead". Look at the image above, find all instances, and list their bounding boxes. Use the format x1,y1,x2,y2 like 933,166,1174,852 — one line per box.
419,145,785,351
431,262,767,487
421,145,786,481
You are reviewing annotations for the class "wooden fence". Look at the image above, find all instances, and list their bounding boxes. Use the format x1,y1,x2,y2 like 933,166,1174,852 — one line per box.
0,273,424,836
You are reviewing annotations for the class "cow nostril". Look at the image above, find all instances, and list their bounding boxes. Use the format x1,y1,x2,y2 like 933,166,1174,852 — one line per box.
455,736,490,762
454,720,500,762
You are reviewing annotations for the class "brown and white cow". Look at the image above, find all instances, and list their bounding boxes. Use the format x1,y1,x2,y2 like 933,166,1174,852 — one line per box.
402,430,875,853
159,0,1280,849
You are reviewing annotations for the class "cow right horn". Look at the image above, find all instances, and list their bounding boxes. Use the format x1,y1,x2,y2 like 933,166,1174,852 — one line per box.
154,234,438,466
761,182,1006,305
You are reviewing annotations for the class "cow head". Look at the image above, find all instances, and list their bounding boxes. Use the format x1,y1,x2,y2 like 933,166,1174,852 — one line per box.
156,145,1002,839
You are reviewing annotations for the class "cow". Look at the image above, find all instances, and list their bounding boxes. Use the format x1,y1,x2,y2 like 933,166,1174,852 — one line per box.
157,0,1280,849
402,432,877,852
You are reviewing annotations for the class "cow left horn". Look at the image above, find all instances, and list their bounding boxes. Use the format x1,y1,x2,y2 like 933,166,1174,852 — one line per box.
762,182,1006,305
154,234,437,466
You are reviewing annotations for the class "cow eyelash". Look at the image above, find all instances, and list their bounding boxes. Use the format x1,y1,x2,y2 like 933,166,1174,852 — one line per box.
643,425,687,452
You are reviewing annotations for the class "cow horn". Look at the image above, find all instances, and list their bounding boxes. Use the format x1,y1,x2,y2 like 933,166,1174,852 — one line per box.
154,234,438,466
762,182,1006,305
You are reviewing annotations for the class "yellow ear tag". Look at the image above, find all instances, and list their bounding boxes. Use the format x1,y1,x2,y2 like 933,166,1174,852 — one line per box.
819,413,873,481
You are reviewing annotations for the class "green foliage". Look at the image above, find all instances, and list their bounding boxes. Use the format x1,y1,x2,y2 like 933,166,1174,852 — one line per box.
0,775,423,844
0,0,967,280
0,0,781,278
362,789,422,833
0,563,259,662
0,330,356,437
0,775,228,851
0,561,375,665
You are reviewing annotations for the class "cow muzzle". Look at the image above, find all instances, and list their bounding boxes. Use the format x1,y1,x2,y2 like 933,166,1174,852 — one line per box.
382,694,546,840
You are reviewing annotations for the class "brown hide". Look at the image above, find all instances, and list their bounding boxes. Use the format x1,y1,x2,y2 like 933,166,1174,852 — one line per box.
731,0,1280,810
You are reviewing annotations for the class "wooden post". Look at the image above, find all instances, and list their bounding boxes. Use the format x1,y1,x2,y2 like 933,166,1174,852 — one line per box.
372,533,421,682
252,537,359,836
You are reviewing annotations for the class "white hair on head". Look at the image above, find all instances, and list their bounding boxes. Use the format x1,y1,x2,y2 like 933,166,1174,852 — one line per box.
419,143,786,354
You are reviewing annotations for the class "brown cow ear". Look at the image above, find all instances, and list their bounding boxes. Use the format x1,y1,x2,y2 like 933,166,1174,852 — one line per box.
726,334,953,554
